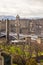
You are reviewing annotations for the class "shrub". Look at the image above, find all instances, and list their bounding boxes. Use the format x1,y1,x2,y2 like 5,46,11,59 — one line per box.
13,55,26,65
26,58,38,65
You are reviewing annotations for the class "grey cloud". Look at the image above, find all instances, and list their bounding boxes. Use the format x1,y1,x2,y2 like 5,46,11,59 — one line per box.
0,0,43,18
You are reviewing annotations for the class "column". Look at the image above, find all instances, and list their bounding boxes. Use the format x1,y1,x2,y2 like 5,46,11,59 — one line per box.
6,19,9,43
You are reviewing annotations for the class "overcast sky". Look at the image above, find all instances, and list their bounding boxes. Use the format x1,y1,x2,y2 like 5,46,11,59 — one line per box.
0,0,43,18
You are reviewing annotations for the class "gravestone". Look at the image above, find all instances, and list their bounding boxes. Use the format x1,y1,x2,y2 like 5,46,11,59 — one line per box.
11,55,13,65
0,50,4,65
1,52,11,65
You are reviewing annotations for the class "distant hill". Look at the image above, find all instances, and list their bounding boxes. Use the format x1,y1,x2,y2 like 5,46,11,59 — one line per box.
0,16,16,20
0,16,43,20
